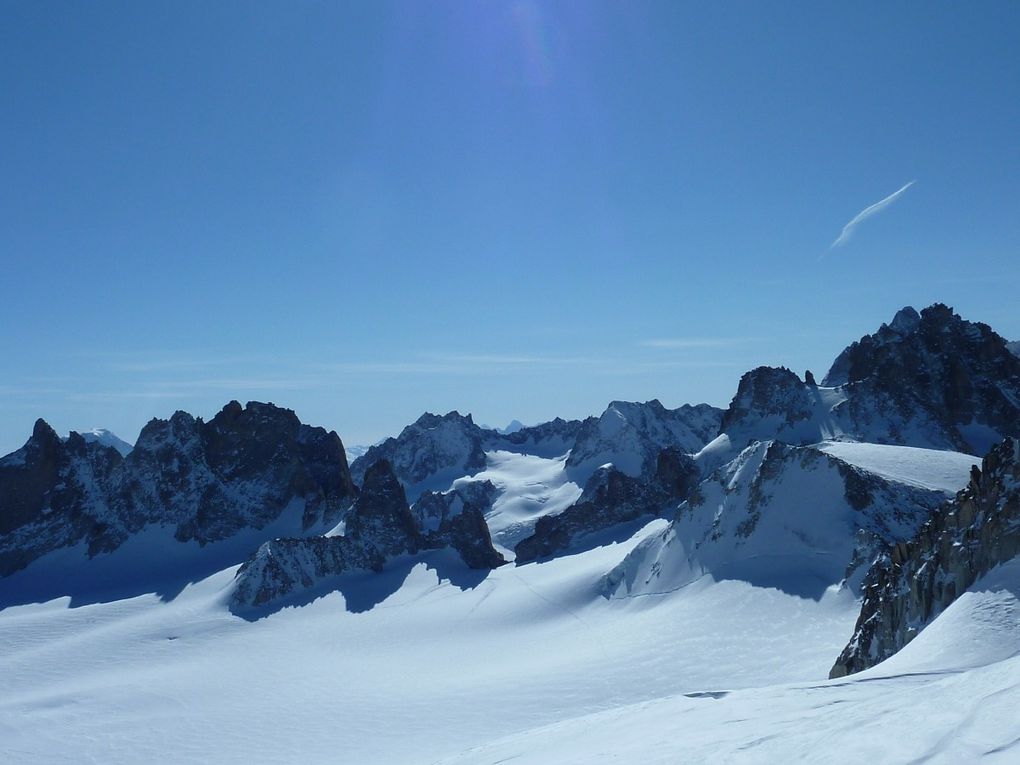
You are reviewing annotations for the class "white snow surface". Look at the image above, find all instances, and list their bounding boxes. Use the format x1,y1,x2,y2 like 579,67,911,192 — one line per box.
0,437,1016,764
610,440,955,601
437,557,1020,765
453,450,582,552
0,523,860,765
817,440,979,494
3,531,1018,764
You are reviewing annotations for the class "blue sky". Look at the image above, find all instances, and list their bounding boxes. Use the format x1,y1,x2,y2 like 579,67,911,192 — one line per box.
2,1,1019,454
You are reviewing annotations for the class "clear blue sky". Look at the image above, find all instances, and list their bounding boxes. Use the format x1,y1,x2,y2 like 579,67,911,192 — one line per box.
2,1,1019,454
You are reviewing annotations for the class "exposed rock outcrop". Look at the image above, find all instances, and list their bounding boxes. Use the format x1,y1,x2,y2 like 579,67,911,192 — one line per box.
350,411,489,498
719,367,815,434
120,401,357,544
0,402,357,576
830,437,1020,678
515,447,699,563
0,421,123,576
823,304,1020,454
350,412,591,496
414,481,504,569
231,461,505,609
712,305,1020,458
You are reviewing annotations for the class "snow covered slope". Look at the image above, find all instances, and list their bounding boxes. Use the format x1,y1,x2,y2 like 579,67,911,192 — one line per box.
4,519,1016,765
816,440,979,493
448,450,582,552
352,401,719,501
0,527,860,765
608,441,970,601
436,557,1020,765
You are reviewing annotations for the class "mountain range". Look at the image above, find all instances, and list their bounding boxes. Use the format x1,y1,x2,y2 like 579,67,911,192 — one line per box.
3,302,1020,763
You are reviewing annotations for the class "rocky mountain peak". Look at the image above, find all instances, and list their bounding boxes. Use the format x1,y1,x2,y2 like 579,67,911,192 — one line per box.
1,401,357,575
18,419,66,468
71,428,134,457
359,459,408,503
345,460,421,556
822,302,1011,387
231,463,504,610
31,418,62,448
412,410,476,429
888,305,921,334
350,410,489,495
818,303,1020,453
0,421,124,571
719,366,811,433
566,399,723,478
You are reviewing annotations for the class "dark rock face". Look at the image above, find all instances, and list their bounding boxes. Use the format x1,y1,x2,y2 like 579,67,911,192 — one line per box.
350,411,489,496
231,461,505,609
719,367,813,433
830,437,1020,678
414,481,504,569
716,306,1020,456
515,447,699,563
231,535,383,609
345,460,422,557
0,422,123,576
118,401,357,545
0,402,357,576
823,304,1020,454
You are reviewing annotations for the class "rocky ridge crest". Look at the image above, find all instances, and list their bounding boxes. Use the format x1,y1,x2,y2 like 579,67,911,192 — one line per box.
830,437,1020,677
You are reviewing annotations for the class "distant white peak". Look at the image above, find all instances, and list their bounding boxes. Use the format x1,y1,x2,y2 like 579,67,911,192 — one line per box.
345,445,371,460
70,428,134,457
501,420,525,435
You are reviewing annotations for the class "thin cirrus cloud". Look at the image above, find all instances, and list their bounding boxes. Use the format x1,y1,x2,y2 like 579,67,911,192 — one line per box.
640,337,753,349
830,180,916,249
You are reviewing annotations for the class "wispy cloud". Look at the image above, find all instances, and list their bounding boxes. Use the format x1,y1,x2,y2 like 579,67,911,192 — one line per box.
640,338,752,349
319,354,600,376
830,180,916,249
613,360,743,372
